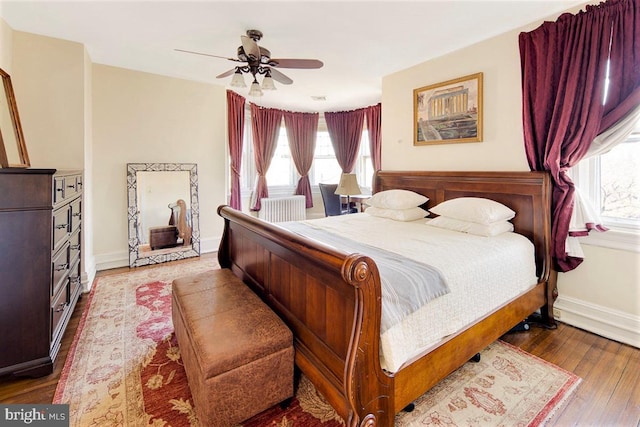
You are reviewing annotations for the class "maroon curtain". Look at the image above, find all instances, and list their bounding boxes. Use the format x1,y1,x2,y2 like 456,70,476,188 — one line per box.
284,111,319,208
365,103,382,172
325,108,366,173
600,0,640,131
519,0,639,272
250,103,283,211
226,90,245,210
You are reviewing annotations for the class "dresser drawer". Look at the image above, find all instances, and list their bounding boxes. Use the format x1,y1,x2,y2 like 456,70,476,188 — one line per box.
51,242,70,298
51,285,69,343
53,176,65,205
69,198,82,233
53,173,83,206
52,205,70,252
65,175,82,200
69,259,82,298
69,229,81,266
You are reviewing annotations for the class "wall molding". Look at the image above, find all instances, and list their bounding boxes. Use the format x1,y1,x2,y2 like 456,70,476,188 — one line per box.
82,254,97,293
554,295,640,349
94,250,129,271
582,229,640,253
93,237,220,273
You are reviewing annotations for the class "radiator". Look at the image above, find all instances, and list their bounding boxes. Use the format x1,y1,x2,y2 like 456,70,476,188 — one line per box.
258,195,306,222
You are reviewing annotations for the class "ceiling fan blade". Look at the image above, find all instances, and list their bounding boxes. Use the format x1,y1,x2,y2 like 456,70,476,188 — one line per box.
174,48,242,62
269,58,324,69
216,68,237,79
241,35,260,61
269,68,293,85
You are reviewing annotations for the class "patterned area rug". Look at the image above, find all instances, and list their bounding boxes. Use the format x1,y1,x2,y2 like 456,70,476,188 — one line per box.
54,258,581,426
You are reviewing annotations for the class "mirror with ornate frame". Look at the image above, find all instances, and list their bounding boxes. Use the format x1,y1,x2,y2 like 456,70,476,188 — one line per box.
127,163,200,267
0,68,30,168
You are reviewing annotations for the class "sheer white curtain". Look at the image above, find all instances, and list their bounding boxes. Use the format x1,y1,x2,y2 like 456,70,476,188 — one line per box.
567,104,640,257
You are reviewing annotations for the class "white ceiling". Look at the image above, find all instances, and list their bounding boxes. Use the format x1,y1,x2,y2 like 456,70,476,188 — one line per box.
0,0,584,112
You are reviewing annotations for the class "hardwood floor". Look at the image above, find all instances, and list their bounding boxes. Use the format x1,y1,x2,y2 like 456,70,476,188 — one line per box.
502,322,640,426
1,256,638,425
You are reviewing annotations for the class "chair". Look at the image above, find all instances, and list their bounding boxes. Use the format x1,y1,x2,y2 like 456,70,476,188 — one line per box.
319,183,358,216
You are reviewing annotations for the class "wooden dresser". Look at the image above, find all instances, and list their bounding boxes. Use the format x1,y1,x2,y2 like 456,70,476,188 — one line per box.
0,168,83,377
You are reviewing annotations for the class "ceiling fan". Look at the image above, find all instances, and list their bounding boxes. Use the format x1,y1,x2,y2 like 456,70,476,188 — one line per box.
175,29,323,94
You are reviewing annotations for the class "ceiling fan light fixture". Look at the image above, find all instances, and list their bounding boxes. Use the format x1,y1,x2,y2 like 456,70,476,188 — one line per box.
248,78,263,97
261,72,276,90
179,30,323,97
230,68,246,88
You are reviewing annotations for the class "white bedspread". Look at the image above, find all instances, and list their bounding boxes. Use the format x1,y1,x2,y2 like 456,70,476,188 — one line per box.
293,213,538,373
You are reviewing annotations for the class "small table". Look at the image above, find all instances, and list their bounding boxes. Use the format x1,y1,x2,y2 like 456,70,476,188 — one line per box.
340,194,370,212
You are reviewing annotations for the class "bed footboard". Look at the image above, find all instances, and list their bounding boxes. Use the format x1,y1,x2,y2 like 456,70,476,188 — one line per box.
217,205,394,426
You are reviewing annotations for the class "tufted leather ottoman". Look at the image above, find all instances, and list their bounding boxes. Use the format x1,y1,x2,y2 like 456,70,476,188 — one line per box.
172,269,294,427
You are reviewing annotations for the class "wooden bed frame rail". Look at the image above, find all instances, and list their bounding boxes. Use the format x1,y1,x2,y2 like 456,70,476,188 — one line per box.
217,170,554,427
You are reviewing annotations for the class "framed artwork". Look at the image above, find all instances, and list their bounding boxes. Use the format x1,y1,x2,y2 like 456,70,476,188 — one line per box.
413,72,483,145
0,68,30,168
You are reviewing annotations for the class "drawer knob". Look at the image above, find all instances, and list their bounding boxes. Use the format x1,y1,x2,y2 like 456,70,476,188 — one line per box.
55,223,68,229
55,302,67,313
70,244,81,250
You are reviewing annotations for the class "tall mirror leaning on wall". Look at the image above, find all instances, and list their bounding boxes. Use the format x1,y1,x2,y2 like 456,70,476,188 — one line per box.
127,163,200,267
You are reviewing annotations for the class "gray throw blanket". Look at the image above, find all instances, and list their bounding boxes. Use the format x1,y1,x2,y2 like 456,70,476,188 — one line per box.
282,221,450,333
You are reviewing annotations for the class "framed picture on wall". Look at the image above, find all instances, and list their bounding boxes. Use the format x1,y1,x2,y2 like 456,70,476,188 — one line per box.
413,72,483,145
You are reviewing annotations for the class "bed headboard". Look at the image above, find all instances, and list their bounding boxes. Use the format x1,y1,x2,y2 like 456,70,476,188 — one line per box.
373,171,552,280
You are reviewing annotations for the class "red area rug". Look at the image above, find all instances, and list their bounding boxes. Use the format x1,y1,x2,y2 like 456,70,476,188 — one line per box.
54,259,580,426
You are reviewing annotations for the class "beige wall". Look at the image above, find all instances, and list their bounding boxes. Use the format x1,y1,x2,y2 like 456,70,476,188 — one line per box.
92,64,226,269
13,31,85,169
382,27,528,172
0,19,11,71
381,2,639,347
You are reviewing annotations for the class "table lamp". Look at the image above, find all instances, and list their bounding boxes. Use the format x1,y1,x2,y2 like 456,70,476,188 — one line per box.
335,173,361,214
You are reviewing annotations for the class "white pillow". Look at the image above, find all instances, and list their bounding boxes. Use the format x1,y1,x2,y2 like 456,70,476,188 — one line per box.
366,189,428,210
429,197,515,224
426,216,514,236
365,206,428,222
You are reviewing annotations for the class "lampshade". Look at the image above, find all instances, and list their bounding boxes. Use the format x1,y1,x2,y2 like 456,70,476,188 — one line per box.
248,78,263,97
335,173,361,196
261,74,276,90
230,69,246,88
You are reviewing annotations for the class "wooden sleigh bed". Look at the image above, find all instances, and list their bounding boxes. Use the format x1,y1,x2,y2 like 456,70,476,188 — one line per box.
217,170,556,427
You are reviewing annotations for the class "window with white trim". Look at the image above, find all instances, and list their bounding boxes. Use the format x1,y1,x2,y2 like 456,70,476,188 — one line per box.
241,113,374,196
572,118,640,250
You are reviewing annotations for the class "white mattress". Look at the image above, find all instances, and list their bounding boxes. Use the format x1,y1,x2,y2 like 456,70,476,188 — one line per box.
296,213,538,373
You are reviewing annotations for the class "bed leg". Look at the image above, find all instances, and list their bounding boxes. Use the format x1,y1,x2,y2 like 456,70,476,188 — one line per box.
540,269,559,329
403,403,415,412
470,353,481,363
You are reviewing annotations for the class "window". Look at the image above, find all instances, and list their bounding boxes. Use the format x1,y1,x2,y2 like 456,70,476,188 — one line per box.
241,113,374,196
599,132,640,227
572,118,640,251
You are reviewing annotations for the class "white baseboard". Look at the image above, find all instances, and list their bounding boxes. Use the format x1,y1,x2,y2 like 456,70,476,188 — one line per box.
81,254,97,292
200,236,220,254
554,295,640,348
93,236,221,272
95,250,130,271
